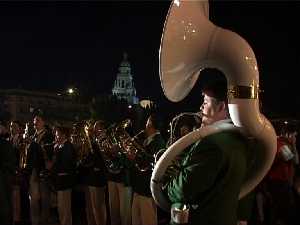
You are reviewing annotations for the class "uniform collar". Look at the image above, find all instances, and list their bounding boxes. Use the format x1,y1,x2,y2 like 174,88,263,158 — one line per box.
212,119,232,126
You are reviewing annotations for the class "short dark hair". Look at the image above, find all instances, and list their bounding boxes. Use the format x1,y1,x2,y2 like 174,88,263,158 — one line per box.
200,68,227,102
177,115,197,131
202,79,227,102
11,120,22,127
33,109,47,121
55,126,70,138
94,120,106,128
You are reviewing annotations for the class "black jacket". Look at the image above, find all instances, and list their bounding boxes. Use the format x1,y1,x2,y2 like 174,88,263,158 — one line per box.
81,142,107,187
26,128,54,175
51,141,77,190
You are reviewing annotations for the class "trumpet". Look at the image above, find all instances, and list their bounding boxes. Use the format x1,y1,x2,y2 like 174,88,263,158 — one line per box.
123,129,154,172
102,119,154,172
122,129,145,155
70,121,95,167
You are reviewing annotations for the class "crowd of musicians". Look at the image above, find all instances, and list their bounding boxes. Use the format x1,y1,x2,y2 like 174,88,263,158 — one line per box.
1,107,300,225
0,112,172,225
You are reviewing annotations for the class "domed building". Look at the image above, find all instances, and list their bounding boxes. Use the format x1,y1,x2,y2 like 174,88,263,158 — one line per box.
112,53,139,105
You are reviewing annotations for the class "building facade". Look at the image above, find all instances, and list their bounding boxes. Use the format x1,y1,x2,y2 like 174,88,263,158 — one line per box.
0,89,89,125
112,53,139,105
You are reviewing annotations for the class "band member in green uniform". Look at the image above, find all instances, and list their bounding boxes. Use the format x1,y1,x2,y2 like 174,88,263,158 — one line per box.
131,114,166,225
165,77,249,225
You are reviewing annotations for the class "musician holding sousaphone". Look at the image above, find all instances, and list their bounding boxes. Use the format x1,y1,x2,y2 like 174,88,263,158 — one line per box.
151,1,277,225
166,74,252,225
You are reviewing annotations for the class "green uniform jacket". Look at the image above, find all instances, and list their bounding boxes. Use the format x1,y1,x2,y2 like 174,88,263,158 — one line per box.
166,130,248,225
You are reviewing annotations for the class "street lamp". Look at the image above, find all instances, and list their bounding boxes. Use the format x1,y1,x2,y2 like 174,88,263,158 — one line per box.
67,88,74,95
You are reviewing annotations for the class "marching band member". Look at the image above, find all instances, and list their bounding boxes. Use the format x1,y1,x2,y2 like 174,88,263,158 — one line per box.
9,121,23,225
164,78,250,225
130,114,166,225
83,120,107,225
50,126,76,225
106,130,131,225
26,113,54,225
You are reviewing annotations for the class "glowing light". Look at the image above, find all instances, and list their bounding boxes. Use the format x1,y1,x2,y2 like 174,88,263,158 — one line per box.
140,99,152,109
67,88,74,94
174,0,180,7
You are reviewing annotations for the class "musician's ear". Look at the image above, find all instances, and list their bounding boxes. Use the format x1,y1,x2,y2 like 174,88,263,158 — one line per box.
216,100,226,113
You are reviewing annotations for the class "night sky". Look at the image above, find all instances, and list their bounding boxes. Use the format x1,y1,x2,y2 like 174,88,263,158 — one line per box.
0,1,299,119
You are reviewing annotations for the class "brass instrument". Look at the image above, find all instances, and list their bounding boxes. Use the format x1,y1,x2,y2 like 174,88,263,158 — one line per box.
123,129,153,172
151,0,277,212
113,119,155,172
153,112,202,183
95,123,124,174
94,119,153,172
19,122,33,170
167,112,202,147
84,122,94,154
71,121,95,167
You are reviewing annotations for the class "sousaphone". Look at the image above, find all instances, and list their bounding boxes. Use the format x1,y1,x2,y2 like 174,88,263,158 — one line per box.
151,0,277,211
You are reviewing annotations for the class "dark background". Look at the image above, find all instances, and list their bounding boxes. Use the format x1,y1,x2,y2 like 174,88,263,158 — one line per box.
0,1,299,119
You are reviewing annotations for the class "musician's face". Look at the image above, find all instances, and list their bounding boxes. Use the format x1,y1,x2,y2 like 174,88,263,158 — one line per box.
55,130,66,144
94,122,105,137
10,122,20,135
33,116,45,131
200,94,225,127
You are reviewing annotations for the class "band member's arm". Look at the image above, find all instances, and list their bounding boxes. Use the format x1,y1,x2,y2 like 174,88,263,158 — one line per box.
166,140,223,203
